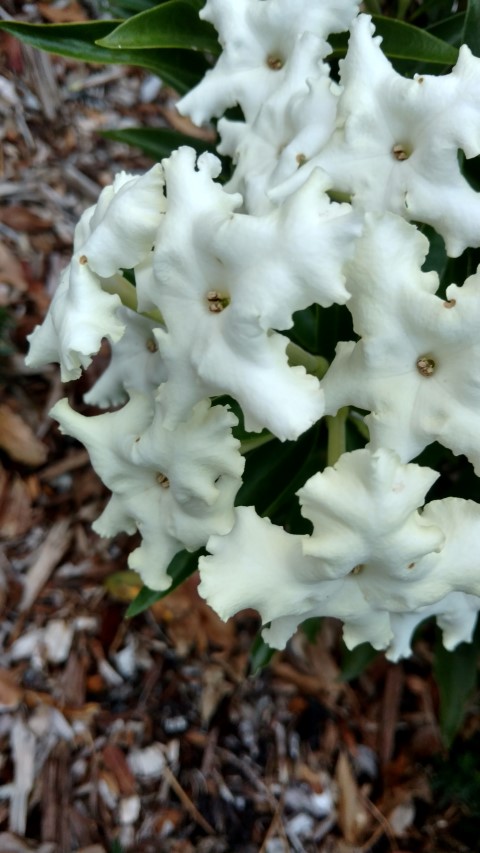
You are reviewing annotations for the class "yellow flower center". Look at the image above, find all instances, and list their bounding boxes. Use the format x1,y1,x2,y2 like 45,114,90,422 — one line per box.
416,355,436,377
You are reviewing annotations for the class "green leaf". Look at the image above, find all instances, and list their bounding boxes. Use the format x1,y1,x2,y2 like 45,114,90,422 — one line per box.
0,20,209,92
104,0,160,14
340,642,379,681
125,548,201,618
236,424,322,526
464,0,480,56
249,634,276,674
97,0,220,54
427,13,467,49
100,126,217,160
329,15,458,65
301,617,322,644
434,625,479,746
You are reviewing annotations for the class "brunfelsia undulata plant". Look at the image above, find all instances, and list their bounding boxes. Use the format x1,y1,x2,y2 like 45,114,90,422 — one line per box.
6,0,480,742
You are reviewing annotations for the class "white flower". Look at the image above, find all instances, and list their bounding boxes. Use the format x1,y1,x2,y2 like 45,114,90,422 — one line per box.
298,448,443,599
273,15,480,255
80,164,165,278
177,0,358,125
142,146,358,440
218,33,340,214
51,394,244,590
26,164,165,381
200,448,445,651
323,213,480,472
388,592,480,661
199,505,394,651
26,257,125,381
83,307,167,408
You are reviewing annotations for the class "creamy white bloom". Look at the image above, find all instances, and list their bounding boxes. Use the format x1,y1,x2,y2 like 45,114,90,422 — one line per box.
200,449,446,651
323,213,480,472
177,0,357,125
51,394,244,590
144,146,359,439
26,165,165,381
81,164,165,278
26,257,125,381
218,32,340,214
388,592,480,661
273,15,480,255
298,448,443,596
84,307,167,408
199,505,394,651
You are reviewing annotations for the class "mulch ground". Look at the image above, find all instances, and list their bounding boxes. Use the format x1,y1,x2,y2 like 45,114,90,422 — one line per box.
0,2,478,851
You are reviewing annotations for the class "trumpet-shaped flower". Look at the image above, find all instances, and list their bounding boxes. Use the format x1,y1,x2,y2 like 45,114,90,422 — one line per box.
273,15,480,256
200,449,445,651
199,505,394,651
26,164,165,381
218,32,340,214
298,448,443,598
388,592,480,661
323,213,480,472
83,307,167,408
144,146,359,439
26,257,125,381
51,394,244,590
177,0,357,125
81,164,165,278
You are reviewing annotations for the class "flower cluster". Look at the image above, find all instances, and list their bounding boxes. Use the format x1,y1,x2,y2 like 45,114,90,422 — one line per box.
27,0,480,659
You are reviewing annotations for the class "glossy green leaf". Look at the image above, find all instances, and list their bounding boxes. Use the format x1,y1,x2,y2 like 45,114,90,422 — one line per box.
340,641,379,681
97,0,220,54
434,624,479,746
100,126,217,159
104,0,161,14
125,548,201,618
0,20,209,91
427,13,467,49
329,15,458,65
464,0,480,56
236,425,322,526
249,634,276,674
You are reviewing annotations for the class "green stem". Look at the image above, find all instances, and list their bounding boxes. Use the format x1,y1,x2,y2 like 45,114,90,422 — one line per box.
286,341,329,381
326,407,349,467
240,432,275,454
102,274,165,325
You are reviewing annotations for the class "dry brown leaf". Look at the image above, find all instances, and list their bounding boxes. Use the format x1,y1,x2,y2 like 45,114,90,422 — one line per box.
102,744,136,797
0,470,34,539
0,206,53,234
152,576,235,656
37,1,87,22
159,105,217,142
0,244,28,301
0,404,48,467
0,668,23,710
335,751,370,844
200,664,234,725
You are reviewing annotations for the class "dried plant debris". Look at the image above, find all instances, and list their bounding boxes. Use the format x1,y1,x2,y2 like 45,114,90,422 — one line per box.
0,2,478,851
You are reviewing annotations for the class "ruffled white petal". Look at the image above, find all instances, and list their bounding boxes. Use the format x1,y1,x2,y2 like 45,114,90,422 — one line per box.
81,164,165,278
273,15,480,255
26,257,125,381
145,146,360,438
84,307,167,408
323,213,480,472
177,0,358,125
298,448,442,584
50,395,244,590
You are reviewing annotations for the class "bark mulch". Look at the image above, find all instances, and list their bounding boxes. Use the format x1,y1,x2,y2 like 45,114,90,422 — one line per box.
0,3,478,851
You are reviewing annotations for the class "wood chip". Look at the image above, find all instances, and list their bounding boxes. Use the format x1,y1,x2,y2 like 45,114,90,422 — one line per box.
0,404,48,466
20,519,71,611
